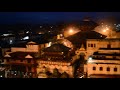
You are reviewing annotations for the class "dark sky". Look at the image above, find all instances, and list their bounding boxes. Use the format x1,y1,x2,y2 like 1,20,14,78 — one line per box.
0,12,120,24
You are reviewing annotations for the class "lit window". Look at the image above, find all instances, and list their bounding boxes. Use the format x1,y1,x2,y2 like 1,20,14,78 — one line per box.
99,67,103,71
107,67,110,71
93,67,96,70
114,68,117,72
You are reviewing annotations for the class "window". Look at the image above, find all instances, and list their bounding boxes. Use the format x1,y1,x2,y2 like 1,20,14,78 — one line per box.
114,68,117,72
107,44,111,48
99,67,103,71
91,44,93,47
94,44,96,47
93,67,96,70
107,67,110,71
113,56,116,59
88,44,90,47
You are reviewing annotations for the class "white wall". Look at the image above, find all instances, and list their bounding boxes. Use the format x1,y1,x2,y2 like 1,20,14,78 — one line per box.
86,63,120,76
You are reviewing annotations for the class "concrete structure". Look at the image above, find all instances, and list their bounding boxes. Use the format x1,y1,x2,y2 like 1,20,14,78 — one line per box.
84,38,120,78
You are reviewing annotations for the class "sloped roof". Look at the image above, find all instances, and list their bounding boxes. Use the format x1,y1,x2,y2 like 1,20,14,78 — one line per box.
79,20,98,31
43,43,71,52
66,31,107,48
27,41,37,45
5,52,37,59
25,54,33,58
12,41,27,48
4,54,11,57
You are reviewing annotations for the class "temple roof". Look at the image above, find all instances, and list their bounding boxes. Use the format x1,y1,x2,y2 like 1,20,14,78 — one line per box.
66,31,107,48
43,43,71,52
4,52,37,59
78,18,99,31
25,54,33,58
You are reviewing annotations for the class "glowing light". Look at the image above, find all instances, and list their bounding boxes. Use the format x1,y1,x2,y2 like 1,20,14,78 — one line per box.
88,57,93,63
48,42,52,47
69,29,74,33
0,75,3,77
23,36,29,40
40,26,42,28
26,31,29,33
10,40,13,44
103,29,107,32
2,34,13,36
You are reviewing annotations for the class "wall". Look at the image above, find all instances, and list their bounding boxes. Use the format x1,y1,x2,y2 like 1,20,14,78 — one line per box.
86,39,120,59
37,61,73,78
11,48,26,52
86,63,120,76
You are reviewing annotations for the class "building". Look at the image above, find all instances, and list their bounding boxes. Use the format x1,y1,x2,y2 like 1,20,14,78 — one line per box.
37,43,74,78
84,38,120,78
1,41,50,78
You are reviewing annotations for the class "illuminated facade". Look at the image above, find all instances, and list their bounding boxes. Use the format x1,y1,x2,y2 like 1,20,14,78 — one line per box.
84,38,120,78
37,43,74,78
1,41,50,78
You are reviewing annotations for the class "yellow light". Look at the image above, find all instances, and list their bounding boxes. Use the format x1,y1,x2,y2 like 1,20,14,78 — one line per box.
103,29,107,32
69,29,74,33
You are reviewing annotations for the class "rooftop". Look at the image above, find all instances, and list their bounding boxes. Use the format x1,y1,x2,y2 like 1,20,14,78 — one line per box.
99,48,120,50
93,52,120,56
43,43,71,52
4,52,38,59
66,31,106,48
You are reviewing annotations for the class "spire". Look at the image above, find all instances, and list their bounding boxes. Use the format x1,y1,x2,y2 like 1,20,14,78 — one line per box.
25,54,33,59
79,44,85,51
4,54,11,58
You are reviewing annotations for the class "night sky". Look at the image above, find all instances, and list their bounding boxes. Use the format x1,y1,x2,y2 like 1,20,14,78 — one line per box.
0,12,120,24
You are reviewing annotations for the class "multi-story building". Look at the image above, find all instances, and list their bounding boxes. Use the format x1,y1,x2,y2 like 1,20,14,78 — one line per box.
1,41,50,78
84,38,120,78
37,43,74,78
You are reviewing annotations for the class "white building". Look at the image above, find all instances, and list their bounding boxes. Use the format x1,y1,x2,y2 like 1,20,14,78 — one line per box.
84,38,120,78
